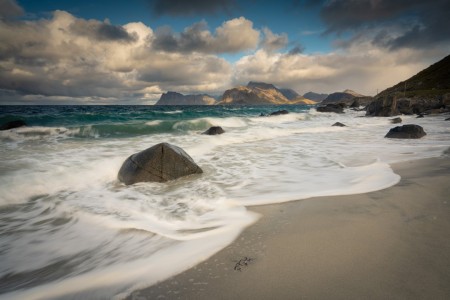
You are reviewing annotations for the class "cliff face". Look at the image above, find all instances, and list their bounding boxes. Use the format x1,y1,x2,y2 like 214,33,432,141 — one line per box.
156,92,216,105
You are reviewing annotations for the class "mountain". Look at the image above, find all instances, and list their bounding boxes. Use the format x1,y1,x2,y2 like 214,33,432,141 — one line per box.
218,85,291,105
367,54,450,116
376,54,450,99
218,82,317,105
303,92,328,102
156,92,216,105
321,89,365,105
247,81,300,100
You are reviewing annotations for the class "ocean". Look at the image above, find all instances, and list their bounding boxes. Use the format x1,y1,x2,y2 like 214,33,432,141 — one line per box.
0,105,449,299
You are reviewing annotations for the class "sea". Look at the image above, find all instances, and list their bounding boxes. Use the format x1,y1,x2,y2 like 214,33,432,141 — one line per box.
0,105,449,299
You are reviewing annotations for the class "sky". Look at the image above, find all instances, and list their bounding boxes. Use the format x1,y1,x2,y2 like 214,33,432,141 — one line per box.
0,0,449,104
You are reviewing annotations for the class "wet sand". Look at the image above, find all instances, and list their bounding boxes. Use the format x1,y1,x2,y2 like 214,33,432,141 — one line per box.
129,155,450,300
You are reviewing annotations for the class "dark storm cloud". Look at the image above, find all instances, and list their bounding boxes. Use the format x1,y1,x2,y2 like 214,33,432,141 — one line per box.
150,0,237,16
287,45,304,56
70,19,137,42
0,0,24,19
151,18,259,54
317,0,450,50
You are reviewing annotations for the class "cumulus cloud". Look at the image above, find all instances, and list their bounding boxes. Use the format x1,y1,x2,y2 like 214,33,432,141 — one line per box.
260,27,288,52
319,0,450,50
0,10,234,103
150,0,237,16
234,44,449,96
152,17,259,54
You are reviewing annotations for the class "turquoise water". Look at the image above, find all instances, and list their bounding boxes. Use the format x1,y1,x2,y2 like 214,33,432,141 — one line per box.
0,105,449,299
0,105,310,137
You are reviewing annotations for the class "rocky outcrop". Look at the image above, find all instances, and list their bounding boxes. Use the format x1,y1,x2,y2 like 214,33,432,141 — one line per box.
303,92,328,102
316,103,345,114
390,117,402,124
270,110,289,116
366,95,446,116
156,92,216,105
0,120,26,130
366,96,398,116
118,143,203,185
385,125,426,139
332,122,346,127
202,126,225,135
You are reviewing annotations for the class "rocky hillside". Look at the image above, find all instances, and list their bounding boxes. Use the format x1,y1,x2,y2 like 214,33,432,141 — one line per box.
376,54,450,99
218,82,317,105
367,54,450,116
156,92,216,105
303,92,328,102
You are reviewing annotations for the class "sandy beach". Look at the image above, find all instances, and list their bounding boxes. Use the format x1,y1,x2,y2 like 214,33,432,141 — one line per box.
130,154,450,300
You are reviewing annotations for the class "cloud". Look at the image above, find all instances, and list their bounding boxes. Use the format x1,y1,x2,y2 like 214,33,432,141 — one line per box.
0,10,234,103
152,17,260,54
319,0,450,50
0,0,23,20
150,0,237,16
69,18,137,42
260,27,288,52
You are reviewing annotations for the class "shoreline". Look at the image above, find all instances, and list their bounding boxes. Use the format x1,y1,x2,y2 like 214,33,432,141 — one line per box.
129,154,450,299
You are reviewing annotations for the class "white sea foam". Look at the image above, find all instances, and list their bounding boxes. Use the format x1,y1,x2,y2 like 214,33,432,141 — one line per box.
1,108,449,299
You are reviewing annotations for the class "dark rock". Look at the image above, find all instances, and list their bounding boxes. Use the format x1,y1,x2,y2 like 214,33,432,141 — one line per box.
390,117,402,124
270,110,289,116
445,117,450,121
0,120,26,131
118,143,203,185
259,113,266,117
385,125,426,139
316,103,344,114
202,126,225,135
366,96,398,116
416,113,425,118
350,99,360,108
332,122,346,127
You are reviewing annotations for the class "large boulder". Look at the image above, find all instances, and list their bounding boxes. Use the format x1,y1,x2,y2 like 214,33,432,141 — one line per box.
385,125,426,139
202,126,225,135
366,96,398,116
0,120,26,131
118,143,203,185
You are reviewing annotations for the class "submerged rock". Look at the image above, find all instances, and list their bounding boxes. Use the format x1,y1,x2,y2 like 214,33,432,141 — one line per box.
385,125,426,139
202,126,225,135
118,143,203,185
269,110,289,116
332,122,346,127
417,113,425,118
0,120,26,131
390,117,402,124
